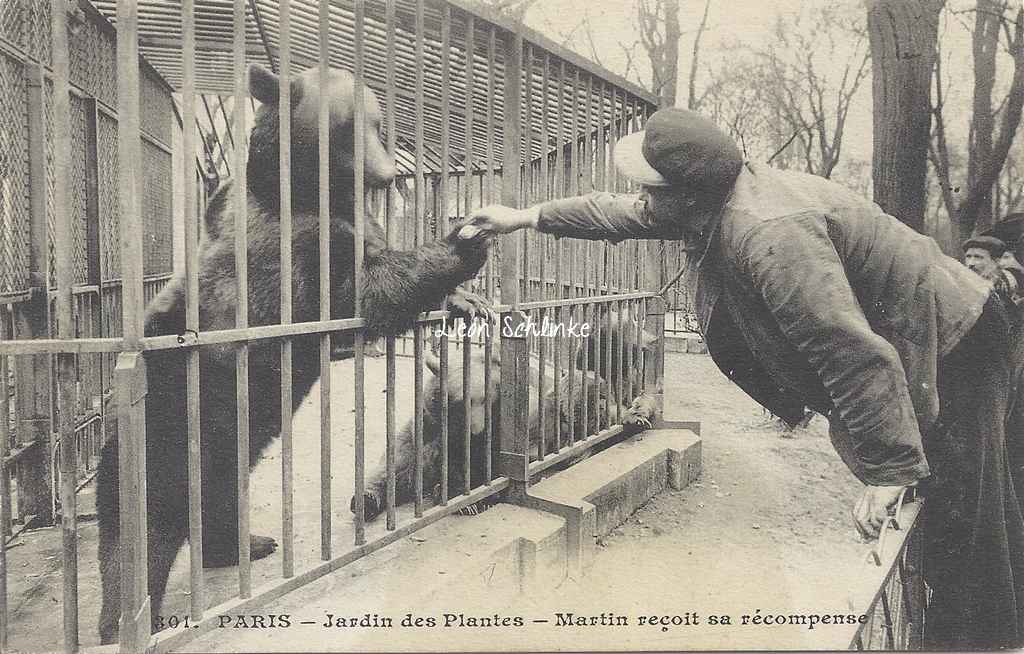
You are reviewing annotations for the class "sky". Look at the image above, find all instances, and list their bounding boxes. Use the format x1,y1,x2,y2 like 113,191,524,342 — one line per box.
517,0,1010,186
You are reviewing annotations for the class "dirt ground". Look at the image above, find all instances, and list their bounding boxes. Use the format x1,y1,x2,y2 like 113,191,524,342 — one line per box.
4,351,877,652
483,351,873,652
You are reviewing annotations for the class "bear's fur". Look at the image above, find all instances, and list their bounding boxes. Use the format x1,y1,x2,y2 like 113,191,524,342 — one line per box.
354,312,658,522
96,63,491,644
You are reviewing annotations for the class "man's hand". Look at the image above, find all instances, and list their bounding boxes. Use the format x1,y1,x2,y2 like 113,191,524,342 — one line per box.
852,484,907,540
467,204,539,235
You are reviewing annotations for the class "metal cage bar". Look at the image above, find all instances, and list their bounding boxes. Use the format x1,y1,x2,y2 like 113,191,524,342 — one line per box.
180,0,206,623
231,0,252,600
317,0,334,562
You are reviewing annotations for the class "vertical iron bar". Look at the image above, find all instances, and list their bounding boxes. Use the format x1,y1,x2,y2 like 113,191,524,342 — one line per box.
181,0,206,617
536,53,550,454
552,60,565,452
412,0,426,518
483,323,493,483
278,0,295,580
616,298,625,423
318,0,333,561
439,331,449,504
353,0,367,547
483,25,496,483
413,326,425,515
565,68,580,440
232,0,252,599
462,14,475,494
384,0,398,531
462,328,472,493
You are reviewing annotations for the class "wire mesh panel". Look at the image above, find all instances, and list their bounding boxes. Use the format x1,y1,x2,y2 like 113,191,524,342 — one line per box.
69,8,117,107
0,52,31,296
70,93,89,285
0,0,52,66
97,112,120,281
141,140,173,276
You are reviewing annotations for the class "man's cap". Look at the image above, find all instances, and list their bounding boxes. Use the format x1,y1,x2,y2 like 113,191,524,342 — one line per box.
614,108,743,192
963,235,1007,256
982,212,1024,248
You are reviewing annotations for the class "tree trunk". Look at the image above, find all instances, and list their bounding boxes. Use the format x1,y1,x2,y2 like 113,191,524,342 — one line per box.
967,0,999,234
867,0,942,232
661,0,680,108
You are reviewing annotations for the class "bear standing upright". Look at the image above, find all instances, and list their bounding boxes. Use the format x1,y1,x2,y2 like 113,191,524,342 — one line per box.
95,63,492,644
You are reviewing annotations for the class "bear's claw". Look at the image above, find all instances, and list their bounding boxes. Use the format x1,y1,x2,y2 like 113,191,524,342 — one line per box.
445,288,495,324
350,492,384,522
203,534,278,568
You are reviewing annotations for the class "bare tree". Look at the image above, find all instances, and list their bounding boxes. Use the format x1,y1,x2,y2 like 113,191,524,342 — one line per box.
868,0,943,232
754,4,871,178
637,0,681,107
687,0,712,110
698,1,869,181
995,137,1024,215
931,1,1024,241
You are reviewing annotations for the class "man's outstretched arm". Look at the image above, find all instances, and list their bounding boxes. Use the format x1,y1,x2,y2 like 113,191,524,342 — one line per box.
470,193,671,242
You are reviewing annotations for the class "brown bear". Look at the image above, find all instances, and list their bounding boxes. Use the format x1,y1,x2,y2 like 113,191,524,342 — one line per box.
95,63,492,644
353,311,659,522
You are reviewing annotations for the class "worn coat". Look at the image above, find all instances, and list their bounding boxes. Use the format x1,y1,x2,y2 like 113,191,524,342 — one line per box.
538,162,990,486
537,161,1024,648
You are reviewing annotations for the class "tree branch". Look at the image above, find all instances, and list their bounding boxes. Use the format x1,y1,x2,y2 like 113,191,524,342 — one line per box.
688,0,712,110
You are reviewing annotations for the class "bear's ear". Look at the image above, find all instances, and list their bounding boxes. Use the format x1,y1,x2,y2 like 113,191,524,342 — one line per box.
249,64,279,104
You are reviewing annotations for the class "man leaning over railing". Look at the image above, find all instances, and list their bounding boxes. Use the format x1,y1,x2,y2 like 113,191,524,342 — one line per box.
465,107,1024,651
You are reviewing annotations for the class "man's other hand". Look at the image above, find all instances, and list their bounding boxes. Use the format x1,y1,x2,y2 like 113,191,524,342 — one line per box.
469,204,539,234
852,484,907,540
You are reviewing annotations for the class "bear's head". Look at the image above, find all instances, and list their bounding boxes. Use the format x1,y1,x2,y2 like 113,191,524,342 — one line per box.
424,346,501,437
246,63,396,215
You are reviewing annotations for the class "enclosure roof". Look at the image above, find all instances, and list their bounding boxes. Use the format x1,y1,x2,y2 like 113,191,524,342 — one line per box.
89,0,659,176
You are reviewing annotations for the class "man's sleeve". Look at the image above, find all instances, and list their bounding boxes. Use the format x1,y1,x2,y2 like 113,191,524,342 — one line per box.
537,192,666,242
737,212,931,486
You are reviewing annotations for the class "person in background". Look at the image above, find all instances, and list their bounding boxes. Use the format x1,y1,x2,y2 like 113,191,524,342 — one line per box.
962,234,1006,281
984,212,1024,269
467,107,1024,650
984,212,1024,310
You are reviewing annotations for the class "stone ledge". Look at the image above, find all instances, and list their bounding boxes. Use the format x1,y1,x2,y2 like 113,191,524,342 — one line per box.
528,428,702,572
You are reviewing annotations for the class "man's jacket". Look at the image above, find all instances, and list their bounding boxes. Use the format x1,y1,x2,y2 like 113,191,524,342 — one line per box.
537,162,990,486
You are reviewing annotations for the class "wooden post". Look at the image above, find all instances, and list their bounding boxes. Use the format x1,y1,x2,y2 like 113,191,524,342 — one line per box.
16,62,54,526
116,0,150,649
499,311,530,497
114,352,150,653
51,1,81,646
499,30,530,500
645,295,666,423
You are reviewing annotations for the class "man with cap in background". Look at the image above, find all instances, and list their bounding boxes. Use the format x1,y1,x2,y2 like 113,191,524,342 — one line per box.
962,234,1007,282
983,212,1024,311
468,107,1024,649
961,234,1024,310
984,211,1024,270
